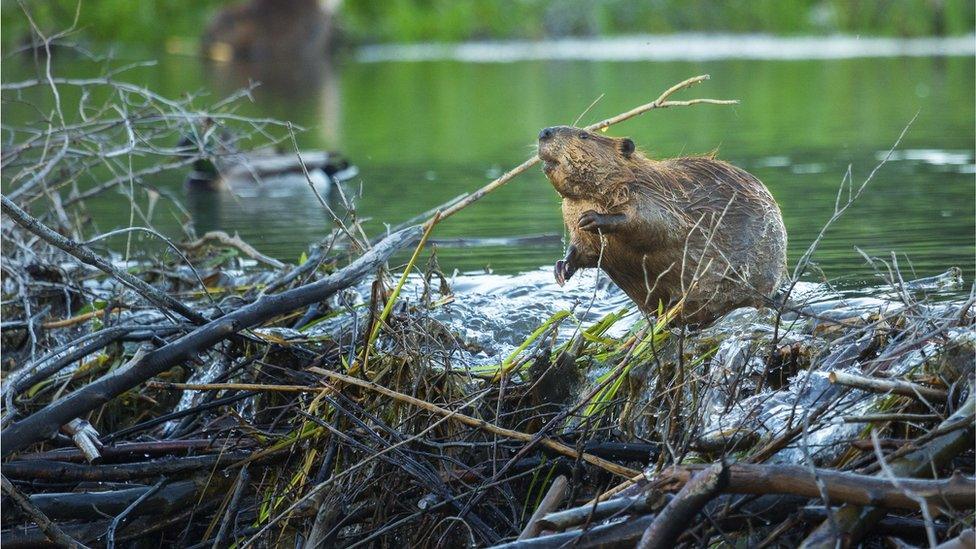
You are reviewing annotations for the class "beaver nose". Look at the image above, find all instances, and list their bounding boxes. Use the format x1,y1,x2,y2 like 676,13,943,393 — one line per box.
539,127,555,141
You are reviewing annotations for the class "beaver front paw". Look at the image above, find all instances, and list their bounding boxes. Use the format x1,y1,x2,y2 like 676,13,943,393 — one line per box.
554,245,583,286
554,259,576,286
578,210,627,233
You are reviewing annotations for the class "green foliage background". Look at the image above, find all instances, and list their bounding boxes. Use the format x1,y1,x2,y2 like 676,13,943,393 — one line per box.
3,0,973,50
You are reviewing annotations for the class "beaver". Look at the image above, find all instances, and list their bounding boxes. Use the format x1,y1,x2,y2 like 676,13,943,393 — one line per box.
537,125,787,325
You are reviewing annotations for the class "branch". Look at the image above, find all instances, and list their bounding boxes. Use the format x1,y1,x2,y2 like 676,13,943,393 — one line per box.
181,231,286,270
518,475,569,540
1,475,90,549
801,390,975,548
428,74,735,226
637,462,729,549
655,463,974,512
307,367,640,478
828,371,947,403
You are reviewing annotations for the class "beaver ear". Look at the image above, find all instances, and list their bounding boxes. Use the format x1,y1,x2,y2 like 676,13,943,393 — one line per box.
618,138,635,157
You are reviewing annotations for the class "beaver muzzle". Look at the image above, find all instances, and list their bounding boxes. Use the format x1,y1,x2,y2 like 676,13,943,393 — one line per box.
537,128,560,174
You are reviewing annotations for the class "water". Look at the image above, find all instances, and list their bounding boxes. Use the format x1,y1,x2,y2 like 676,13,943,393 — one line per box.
3,36,974,289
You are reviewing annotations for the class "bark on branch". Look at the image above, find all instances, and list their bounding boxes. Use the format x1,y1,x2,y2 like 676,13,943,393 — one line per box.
655,462,974,511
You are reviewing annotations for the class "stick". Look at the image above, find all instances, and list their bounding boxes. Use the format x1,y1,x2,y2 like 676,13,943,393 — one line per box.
654,463,974,511
181,231,286,270
1,475,90,549
212,465,249,549
2,452,250,482
518,475,569,540
828,371,947,402
538,493,656,532
307,367,640,478
106,479,166,549
488,514,656,549
0,225,422,457
41,306,123,329
637,462,729,549
426,75,735,227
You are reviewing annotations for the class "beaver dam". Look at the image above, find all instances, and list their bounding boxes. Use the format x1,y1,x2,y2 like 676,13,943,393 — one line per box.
1,70,974,549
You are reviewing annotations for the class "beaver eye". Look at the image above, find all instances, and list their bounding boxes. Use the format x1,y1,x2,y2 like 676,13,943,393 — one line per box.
578,132,589,140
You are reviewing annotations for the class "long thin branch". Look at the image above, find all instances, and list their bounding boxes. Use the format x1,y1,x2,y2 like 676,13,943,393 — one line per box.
426,75,735,227
307,367,640,478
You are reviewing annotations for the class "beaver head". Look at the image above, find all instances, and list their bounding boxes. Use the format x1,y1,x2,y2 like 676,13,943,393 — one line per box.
537,125,636,200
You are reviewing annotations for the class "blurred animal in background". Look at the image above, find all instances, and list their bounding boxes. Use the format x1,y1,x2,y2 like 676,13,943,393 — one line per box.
202,0,343,63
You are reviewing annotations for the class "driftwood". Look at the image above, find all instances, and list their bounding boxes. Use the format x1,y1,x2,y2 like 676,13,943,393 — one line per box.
637,462,729,549
0,225,421,457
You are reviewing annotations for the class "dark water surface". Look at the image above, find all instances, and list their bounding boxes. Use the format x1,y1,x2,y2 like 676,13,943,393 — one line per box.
4,43,974,288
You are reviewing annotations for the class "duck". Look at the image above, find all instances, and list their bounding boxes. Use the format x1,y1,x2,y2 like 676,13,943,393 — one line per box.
178,120,357,197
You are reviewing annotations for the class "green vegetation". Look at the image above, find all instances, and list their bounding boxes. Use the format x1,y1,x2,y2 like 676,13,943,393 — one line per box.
342,0,976,43
3,0,973,51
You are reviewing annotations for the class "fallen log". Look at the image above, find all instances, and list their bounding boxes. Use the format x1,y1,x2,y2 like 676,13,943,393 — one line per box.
0,225,422,457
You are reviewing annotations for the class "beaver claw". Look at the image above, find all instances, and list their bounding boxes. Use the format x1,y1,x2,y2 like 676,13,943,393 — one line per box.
554,259,579,286
578,210,626,233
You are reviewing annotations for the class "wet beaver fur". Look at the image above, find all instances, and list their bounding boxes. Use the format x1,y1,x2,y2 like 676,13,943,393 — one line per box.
538,125,787,325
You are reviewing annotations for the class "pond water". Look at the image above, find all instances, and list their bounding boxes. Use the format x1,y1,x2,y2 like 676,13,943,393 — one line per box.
4,36,974,290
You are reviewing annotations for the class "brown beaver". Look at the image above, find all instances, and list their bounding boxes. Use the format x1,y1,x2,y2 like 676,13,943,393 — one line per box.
538,125,787,325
